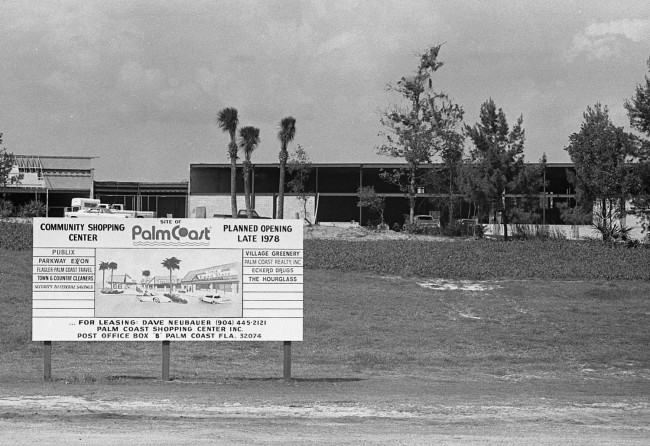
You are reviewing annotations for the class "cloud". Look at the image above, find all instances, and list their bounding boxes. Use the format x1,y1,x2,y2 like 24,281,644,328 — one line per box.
195,67,218,93
118,61,165,92
317,32,358,55
41,70,80,93
113,60,215,123
567,18,650,61
585,18,650,42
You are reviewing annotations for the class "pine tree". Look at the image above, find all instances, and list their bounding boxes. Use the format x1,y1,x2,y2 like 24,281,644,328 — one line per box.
565,104,637,241
376,44,464,224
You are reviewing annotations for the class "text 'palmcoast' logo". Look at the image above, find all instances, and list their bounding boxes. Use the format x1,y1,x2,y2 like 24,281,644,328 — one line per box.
132,225,211,246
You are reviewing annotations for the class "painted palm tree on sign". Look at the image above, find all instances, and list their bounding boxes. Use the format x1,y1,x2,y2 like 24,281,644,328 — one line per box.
99,261,109,289
108,262,118,289
217,108,239,218
238,126,261,219
277,117,296,219
161,257,181,294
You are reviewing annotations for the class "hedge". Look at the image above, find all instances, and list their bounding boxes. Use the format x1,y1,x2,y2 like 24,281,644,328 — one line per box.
3,222,649,280
304,239,650,280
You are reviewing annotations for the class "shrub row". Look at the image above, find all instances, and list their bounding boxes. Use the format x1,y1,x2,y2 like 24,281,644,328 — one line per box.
0,221,32,251
304,239,650,280
0,199,46,218
401,221,483,237
3,222,649,279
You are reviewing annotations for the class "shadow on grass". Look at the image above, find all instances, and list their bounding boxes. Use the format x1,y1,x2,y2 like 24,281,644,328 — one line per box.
230,377,364,383
103,376,365,383
106,375,159,381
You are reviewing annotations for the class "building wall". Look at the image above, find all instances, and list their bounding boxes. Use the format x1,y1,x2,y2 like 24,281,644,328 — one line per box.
188,194,315,221
94,181,188,218
190,162,649,228
189,163,581,226
485,223,647,241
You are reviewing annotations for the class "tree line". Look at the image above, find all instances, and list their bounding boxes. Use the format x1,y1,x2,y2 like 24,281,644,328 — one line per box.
373,44,650,241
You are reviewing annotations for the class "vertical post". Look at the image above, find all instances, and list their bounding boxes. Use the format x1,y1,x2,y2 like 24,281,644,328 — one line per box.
43,341,52,381
542,167,546,226
162,340,170,381
272,193,277,219
186,166,191,218
90,168,94,198
251,165,255,210
283,341,292,380
359,165,363,224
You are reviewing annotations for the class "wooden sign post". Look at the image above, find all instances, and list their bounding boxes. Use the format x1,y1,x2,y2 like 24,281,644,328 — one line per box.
283,341,292,379
162,341,171,381
43,341,52,381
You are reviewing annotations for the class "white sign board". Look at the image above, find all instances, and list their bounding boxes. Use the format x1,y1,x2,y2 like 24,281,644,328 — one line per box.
32,218,303,341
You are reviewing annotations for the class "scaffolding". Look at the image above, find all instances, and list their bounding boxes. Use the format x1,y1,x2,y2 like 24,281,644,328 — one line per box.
11,155,49,216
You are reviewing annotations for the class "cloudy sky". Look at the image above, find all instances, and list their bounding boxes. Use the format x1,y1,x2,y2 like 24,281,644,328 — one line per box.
1,1,649,181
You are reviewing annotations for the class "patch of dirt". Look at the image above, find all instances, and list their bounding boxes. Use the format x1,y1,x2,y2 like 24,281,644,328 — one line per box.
0,395,421,419
417,279,502,291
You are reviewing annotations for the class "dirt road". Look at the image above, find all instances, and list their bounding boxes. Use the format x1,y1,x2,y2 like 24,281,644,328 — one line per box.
1,376,647,445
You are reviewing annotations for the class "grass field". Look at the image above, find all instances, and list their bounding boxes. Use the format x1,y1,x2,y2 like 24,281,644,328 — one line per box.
1,248,648,383
2,244,649,444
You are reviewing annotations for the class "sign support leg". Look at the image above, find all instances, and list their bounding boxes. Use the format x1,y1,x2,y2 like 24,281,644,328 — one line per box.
44,341,52,381
162,340,170,381
283,341,291,380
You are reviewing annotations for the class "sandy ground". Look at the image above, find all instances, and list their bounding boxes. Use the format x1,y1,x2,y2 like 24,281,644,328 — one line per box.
1,376,648,445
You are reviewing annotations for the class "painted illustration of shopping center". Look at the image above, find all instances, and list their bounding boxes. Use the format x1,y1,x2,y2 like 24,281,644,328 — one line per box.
105,262,240,296
95,245,243,310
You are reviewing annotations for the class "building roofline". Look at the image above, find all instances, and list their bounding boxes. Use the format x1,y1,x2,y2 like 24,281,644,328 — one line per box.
94,181,188,188
16,154,98,160
190,162,578,169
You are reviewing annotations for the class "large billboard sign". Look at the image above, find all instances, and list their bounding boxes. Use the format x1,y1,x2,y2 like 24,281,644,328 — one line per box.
32,218,303,341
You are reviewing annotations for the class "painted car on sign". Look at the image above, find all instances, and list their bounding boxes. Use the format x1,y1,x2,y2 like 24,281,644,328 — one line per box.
200,294,231,304
136,292,172,303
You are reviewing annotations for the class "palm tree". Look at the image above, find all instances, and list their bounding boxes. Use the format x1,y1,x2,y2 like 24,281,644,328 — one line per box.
99,261,109,289
238,126,261,219
161,257,181,294
141,270,150,290
108,262,117,289
277,117,296,219
217,108,239,218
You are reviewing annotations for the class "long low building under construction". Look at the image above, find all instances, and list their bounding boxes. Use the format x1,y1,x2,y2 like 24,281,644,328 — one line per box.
188,162,578,226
